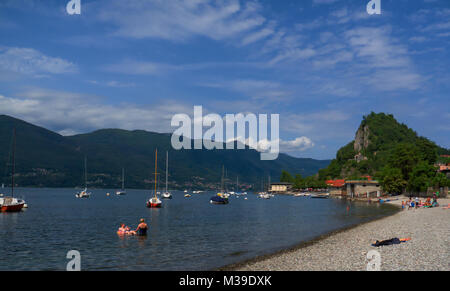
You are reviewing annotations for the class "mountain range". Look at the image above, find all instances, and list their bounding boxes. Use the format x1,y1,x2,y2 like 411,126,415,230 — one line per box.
0,115,330,190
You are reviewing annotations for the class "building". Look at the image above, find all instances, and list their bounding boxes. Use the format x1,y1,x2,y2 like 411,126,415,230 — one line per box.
439,165,450,178
345,180,381,198
270,182,293,193
326,179,346,196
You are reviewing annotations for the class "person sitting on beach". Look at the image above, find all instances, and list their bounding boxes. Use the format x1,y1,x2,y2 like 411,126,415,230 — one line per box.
135,218,148,236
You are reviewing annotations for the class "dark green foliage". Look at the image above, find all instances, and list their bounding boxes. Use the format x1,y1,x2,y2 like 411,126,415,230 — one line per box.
378,167,407,195
280,170,294,183
319,112,448,180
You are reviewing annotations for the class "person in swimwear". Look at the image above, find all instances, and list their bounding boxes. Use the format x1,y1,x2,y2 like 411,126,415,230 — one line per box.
135,218,148,236
117,223,136,236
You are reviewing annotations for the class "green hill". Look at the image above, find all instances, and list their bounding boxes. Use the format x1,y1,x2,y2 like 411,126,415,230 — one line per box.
0,115,330,189
318,112,450,193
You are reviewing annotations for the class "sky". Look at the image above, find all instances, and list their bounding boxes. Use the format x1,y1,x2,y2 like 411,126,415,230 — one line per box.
0,0,449,160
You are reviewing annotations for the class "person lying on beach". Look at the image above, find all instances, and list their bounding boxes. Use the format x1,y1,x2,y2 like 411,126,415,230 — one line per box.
372,237,411,247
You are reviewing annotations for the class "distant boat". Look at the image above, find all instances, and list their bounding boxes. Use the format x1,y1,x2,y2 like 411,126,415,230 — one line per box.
258,192,271,199
311,193,330,199
161,151,172,199
184,194,192,198
0,128,25,212
116,168,126,195
76,157,91,198
210,166,229,205
147,149,162,208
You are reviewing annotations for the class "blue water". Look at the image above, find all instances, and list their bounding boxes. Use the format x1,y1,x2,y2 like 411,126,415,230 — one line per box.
0,188,397,270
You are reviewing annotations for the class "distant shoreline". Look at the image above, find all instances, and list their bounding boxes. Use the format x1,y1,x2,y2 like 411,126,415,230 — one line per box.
224,196,450,271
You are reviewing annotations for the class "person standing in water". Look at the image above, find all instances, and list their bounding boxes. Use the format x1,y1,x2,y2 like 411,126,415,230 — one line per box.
135,218,148,236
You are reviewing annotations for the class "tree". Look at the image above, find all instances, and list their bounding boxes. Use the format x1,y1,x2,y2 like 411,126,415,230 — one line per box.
379,167,407,195
280,170,294,183
407,161,437,193
388,143,419,180
293,174,304,189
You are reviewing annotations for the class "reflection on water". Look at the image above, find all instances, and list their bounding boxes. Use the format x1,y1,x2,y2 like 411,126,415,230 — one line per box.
0,188,398,270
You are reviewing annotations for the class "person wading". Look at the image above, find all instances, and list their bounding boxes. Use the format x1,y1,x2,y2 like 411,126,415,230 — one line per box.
135,218,149,236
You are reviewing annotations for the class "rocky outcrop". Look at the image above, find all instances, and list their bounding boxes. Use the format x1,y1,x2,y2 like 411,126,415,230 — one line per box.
354,125,370,162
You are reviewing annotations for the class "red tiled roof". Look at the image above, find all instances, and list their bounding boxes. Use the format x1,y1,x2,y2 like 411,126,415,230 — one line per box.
326,179,346,187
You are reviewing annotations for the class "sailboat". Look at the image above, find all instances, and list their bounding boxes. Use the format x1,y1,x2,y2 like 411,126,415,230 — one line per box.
147,149,162,208
210,166,229,205
258,177,270,199
0,128,25,212
162,151,172,199
75,157,91,198
116,168,126,195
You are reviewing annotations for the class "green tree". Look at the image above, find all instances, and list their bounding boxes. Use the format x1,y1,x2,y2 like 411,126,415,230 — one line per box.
280,170,294,183
407,161,437,193
293,174,304,189
388,143,419,180
379,167,407,195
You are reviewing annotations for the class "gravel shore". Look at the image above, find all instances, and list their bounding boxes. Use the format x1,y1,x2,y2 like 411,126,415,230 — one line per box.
233,197,450,271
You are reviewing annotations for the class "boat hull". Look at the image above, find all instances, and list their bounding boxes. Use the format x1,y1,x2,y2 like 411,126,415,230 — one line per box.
1,203,24,212
146,202,162,208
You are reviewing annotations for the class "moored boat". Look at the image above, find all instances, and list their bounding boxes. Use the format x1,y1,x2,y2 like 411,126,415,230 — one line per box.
116,168,127,195
0,197,25,212
161,151,172,199
76,157,91,198
147,149,162,208
0,128,26,212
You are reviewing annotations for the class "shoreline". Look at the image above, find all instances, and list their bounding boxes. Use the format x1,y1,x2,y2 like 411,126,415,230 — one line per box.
221,196,450,271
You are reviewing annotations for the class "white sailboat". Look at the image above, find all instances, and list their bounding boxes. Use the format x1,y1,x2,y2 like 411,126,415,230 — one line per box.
146,149,162,208
76,157,91,198
116,168,126,195
162,151,172,199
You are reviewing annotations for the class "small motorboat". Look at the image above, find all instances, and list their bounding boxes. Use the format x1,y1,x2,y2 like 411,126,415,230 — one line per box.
210,194,229,205
311,193,330,199
76,188,91,198
184,193,192,198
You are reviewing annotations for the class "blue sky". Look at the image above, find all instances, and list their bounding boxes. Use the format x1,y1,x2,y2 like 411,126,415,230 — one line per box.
0,0,449,159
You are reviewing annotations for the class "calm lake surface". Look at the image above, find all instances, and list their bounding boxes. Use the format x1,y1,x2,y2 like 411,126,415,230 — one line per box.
0,188,398,270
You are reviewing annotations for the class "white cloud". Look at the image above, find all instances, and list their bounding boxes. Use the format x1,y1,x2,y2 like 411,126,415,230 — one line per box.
0,46,77,76
280,137,315,152
94,0,266,42
0,89,192,135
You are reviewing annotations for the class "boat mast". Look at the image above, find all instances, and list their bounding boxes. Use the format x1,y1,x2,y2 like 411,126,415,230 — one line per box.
84,156,87,189
154,149,158,199
122,168,125,190
221,165,225,192
165,151,168,193
11,128,16,197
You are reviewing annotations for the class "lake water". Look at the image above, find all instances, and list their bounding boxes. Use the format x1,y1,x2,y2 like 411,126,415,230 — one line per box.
0,188,398,270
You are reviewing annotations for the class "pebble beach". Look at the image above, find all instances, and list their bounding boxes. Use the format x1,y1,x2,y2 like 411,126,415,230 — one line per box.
232,197,450,271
